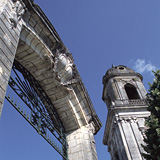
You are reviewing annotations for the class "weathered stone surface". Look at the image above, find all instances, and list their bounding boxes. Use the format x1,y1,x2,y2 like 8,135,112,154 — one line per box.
67,124,98,160
102,65,150,160
0,0,23,117
0,29,16,54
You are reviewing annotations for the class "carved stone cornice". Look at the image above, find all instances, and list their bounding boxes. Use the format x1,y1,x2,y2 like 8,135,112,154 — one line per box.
103,65,143,84
116,116,137,123
109,99,147,109
103,72,143,84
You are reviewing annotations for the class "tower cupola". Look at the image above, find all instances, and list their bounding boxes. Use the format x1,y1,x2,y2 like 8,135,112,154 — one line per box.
102,65,146,111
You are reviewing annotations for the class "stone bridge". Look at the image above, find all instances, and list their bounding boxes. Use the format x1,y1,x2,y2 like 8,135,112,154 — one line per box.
0,0,101,159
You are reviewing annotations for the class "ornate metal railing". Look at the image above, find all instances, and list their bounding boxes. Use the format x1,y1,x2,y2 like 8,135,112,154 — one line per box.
5,60,68,160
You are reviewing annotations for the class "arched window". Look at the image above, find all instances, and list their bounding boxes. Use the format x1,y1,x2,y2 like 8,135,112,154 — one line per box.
124,84,140,100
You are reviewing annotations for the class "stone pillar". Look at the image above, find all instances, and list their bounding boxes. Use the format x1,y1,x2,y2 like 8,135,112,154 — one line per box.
0,0,25,117
67,124,98,160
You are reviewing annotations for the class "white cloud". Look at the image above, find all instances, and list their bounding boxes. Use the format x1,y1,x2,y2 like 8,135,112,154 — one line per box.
133,59,156,74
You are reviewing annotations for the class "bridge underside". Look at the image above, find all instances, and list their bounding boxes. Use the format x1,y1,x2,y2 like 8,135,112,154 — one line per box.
15,24,100,134
0,0,101,159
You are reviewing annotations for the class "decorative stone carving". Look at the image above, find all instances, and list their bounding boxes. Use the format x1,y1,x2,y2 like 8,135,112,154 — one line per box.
9,0,26,28
52,50,79,85
116,116,137,123
43,49,80,87
137,118,146,137
88,122,96,152
88,122,96,134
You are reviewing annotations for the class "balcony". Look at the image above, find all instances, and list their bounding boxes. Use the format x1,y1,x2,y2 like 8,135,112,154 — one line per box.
129,99,146,106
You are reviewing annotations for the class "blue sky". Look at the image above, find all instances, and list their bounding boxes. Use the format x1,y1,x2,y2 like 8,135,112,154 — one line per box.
1,0,160,160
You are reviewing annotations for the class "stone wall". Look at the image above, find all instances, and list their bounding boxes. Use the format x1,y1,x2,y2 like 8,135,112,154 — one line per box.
0,0,23,117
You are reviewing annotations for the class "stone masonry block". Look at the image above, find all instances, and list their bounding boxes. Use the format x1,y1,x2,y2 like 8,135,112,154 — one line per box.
0,49,12,69
0,18,18,45
78,152,83,158
77,93,83,102
0,38,14,60
0,29,16,54
83,133,90,140
67,125,97,160
0,87,5,101
0,61,10,79
77,139,83,145
84,144,92,152
68,152,79,160
0,73,8,91
71,144,81,153
28,16,37,28
70,98,78,106
69,139,77,148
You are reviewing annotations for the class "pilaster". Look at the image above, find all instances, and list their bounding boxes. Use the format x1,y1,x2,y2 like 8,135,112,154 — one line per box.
0,0,24,117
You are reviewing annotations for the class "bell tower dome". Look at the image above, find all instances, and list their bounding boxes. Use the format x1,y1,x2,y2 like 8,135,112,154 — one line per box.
102,65,150,160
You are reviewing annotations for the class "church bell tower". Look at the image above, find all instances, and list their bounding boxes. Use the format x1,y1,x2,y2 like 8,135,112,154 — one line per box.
102,65,150,160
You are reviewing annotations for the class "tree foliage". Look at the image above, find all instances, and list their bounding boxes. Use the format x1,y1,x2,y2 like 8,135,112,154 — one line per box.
142,70,160,160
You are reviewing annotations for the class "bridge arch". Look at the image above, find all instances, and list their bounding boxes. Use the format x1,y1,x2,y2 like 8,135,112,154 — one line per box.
0,0,101,159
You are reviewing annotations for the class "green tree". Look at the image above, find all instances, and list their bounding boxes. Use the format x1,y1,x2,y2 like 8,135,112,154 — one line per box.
142,70,160,160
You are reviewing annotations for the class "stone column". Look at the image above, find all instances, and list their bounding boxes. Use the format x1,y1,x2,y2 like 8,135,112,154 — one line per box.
67,124,98,160
0,0,25,117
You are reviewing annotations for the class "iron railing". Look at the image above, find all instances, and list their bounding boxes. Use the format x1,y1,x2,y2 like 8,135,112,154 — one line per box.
5,60,68,160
